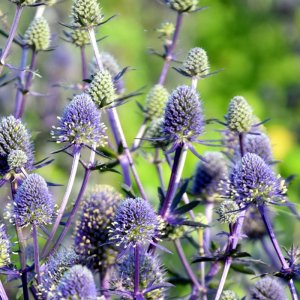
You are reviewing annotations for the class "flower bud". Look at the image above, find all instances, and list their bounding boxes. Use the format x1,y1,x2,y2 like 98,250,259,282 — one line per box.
69,28,90,47
7,150,28,171
23,17,51,51
0,224,10,268
226,96,254,133
221,290,239,300
145,117,170,149
216,200,240,224
87,70,115,108
145,85,169,120
71,0,103,27
183,47,209,78
167,0,198,12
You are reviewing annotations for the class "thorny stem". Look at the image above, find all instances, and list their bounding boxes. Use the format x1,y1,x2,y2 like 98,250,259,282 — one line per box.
158,12,183,85
15,49,38,118
88,26,147,199
259,205,298,300
32,223,41,285
160,143,188,219
14,47,28,118
0,5,23,75
46,145,96,258
174,239,203,293
41,146,81,258
11,181,29,300
214,133,246,300
134,244,140,298
0,280,8,300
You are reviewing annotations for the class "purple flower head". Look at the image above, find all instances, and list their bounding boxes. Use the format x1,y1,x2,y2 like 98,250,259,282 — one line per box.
74,185,122,270
51,93,107,147
0,115,34,176
13,174,55,227
40,248,79,296
0,224,10,268
250,277,287,300
162,85,204,145
54,265,97,300
112,249,167,299
231,153,286,205
109,198,161,249
192,152,228,200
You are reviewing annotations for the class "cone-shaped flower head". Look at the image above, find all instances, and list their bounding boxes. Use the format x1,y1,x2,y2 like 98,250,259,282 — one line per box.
87,70,115,108
14,174,54,227
24,17,50,51
145,85,169,120
183,47,209,78
145,117,170,149
166,0,198,12
109,198,161,248
249,277,287,300
112,250,166,300
226,96,254,133
71,0,103,27
74,185,122,270
0,224,10,268
90,52,124,95
51,93,107,147
231,153,286,205
221,290,239,300
163,85,204,144
192,152,228,199
40,248,79,296
0,116,34,176
69,28,90,47
53,265,97,300
242,132,273,163
216,200,240,224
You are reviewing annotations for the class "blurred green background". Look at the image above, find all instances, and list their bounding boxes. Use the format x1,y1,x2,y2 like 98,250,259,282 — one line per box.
1,0,300,298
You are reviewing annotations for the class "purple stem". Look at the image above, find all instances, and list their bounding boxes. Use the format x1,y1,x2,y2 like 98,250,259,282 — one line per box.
134,244,140,298
0,5,23,75
15,49,38,119
11,181,29,300
119,154,131,186
174,239,203,292
100,268,111,300
14,47,28,118
80,46,88,89
0,280,8,300
258,205,298,300
158,12,183,85
41,146,81,258
160,144,188,219
32,223,41,285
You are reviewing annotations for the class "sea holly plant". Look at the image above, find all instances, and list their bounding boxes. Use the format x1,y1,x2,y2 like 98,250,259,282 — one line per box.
0,0,299,300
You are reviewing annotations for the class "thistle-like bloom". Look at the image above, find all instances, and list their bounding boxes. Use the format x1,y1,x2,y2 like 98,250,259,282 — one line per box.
109,198,161,249
230,153,286,205
40,248,79,296
51,93,107,147
71,0,103,27
226,96,254,133
249,277,287,300
112,250,166,300
145,85,169,120
0,224,10,268
216,200,240,224
90,52,124,95
166,0,198,12
23,17,51,51
69,28,90,47
182,48,209,78
162,85,204,145
87,70,116,108
74,185,122,270
221,290,239,300
53,265,97,300
191,152,228,200
13,174,54,227
0,115,34,176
